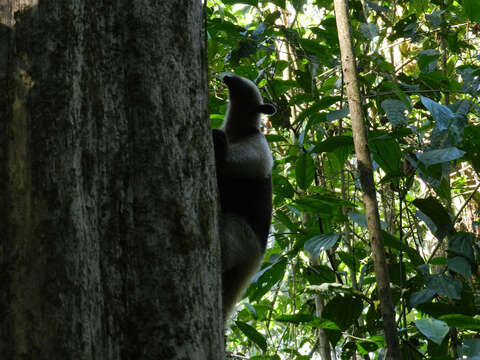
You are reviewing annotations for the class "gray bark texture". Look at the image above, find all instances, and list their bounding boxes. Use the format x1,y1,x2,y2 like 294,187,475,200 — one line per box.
332,0,401,359
0,1,224,359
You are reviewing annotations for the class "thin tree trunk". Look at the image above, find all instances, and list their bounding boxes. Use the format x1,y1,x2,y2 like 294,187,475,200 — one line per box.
332,1,401,359
0,1,223,359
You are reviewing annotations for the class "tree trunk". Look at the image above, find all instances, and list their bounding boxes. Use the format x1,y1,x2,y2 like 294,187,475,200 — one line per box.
0,1,224,359
332,1,401,359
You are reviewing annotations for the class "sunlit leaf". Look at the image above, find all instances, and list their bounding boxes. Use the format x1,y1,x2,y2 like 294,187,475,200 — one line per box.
417,147,465,166
414,318,449,344
381,99,408,126
304,233,341,257
420,96,454,130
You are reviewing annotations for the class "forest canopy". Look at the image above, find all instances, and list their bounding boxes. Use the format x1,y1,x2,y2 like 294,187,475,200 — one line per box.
207,0,480,359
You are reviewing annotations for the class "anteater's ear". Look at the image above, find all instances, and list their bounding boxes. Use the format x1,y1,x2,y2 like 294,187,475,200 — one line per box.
256,104,276,115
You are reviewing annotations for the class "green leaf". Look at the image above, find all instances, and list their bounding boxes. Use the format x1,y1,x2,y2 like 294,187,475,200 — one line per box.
369,137,402,174
412,197,453,240
425,274,462,300
323,295,363,331
410,289,436,307
274,210,297,232
420,96,454,130
293,194,348,218
418,50,440,73
277,313,342,330
273,174,295,199
357,341,379,354
275,313,314,323
464,0,480,22
303,264,336,284
448,232,475,262
414,318,449,345
222,0,258,6
304,233,341,257
360,23,379,40
382,231,424,266
314,135,354,153
447,256,472,279
235,321,267,351
250,356,281,360
383,82,411,108
417,147,466,166
439,314,480,330
326,106,349,122
381,99,408,127
410,0,428,16
295,153,315,190
348,212,387,230
248,260,287,302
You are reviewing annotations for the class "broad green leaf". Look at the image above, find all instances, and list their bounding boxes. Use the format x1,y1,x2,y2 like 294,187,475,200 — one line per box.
235,321,267,351
420,96,454,130
250,356,281,360
417,147,466,166
323,295,363,331
425,274,462,300
410,289,436,307
251,22,266,37
222,0,258,6
383,82,411,108
295,153,315,190
323,295,363,346
426,10,444,28
326,106,349,122
303,264,336,284
273,174,295,199
348,212,387,230
304,233,341,257
357,341,379,354
460,338,480,357
414,318,449,344
275,313,314,323
369,137,402,174
382,231,424,266
248,259,287,302
274,210,297,231
418,50,439,73
366,1,391,13
314,135,354,153
439,314,480,330
293,194,349,218
409,0,428,16
360,23,379,40
464,0,480,22
412,197,453,240
447,256,472,279
381,99,408,126
448,232,475,262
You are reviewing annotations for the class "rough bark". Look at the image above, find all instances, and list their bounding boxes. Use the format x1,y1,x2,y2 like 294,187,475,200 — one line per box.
0,1,223,359
332,1,401,359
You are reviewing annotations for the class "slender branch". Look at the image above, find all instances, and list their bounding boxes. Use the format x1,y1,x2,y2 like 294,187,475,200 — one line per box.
333,0,401,359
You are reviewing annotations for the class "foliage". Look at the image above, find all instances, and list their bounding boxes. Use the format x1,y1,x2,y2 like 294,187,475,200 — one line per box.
207,0,480,358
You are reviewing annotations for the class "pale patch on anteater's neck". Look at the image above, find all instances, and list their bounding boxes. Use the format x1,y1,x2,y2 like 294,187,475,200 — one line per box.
222,103,261,141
